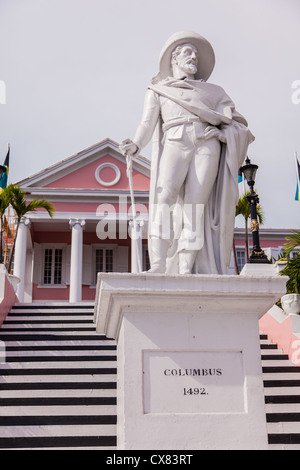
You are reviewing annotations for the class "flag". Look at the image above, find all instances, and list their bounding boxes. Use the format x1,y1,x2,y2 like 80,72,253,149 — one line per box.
0,144,9,192
295,152,300,202
238,167,243,184
238,166,247,195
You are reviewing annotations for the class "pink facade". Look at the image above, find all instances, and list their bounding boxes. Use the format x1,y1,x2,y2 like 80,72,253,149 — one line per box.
14,139,150,303
259,310,299,362
45,153,149,191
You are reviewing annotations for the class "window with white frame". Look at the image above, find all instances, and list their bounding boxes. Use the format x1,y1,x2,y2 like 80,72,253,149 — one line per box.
41,245,66,286
93,246,116,284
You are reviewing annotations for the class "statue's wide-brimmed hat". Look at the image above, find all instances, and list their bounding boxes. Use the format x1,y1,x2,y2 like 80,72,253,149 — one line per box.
154,31,215,82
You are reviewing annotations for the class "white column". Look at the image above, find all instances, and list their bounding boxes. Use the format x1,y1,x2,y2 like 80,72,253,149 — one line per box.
69,219,85,303
13,217,30,303
129,220,144,273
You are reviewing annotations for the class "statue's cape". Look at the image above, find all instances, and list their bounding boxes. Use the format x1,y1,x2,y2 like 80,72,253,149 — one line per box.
148,79,255,274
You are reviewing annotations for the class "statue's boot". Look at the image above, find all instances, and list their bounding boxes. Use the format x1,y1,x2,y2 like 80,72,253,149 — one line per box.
147,238,170,273
179,250,197,275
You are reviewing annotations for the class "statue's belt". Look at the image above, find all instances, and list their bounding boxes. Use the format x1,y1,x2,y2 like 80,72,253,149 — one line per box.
162,116,207,133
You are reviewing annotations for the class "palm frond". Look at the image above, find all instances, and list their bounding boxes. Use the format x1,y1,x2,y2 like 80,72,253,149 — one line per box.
0,184,14,217
235,193,250,219
256,204,264,225
235,191,265,225
24,199,54,218
279,254,300,294
6,184,55,272
9,185,55,220
283,230,300,256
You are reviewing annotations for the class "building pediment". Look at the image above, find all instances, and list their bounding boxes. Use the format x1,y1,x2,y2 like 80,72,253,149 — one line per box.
17,138,150,192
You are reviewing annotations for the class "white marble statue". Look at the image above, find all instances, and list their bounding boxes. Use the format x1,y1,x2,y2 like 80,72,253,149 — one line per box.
120,31,254,274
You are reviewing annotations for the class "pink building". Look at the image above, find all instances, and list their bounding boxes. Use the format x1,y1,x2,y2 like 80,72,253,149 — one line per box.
13,139,150,303
12,138,294,303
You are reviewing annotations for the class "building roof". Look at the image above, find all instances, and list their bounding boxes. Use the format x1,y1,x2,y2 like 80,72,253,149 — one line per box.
17,138,150,188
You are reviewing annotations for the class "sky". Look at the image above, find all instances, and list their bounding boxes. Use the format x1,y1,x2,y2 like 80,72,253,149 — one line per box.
0,0,299,229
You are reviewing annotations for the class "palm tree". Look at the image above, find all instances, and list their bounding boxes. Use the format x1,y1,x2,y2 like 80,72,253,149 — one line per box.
278,230,300,295
283,230,300,256
7,185,54,273
235,191,264,270
279,255,300,294
0,185,14,263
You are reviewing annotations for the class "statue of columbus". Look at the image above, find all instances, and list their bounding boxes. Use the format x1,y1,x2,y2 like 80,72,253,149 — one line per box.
120,31,254,274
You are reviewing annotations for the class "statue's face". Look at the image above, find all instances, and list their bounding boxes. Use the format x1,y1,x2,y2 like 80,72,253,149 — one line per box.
174,43,198,77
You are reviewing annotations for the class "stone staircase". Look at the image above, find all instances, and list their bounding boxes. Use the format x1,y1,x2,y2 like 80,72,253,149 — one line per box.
262,333,300,450
1,303,300,450
0,303,117,449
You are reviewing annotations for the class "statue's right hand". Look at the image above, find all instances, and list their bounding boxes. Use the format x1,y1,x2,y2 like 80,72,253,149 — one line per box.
119,139,139,156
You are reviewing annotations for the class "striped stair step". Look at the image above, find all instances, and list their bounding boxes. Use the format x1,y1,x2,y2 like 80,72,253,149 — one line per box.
261,334,300,450
0,303,117,450
2,305,300,450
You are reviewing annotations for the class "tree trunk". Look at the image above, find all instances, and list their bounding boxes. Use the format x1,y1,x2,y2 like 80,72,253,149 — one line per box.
232,240,239,274
8,219,19,274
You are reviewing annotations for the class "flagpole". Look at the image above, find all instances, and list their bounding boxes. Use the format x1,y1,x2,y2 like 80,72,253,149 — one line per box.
4,207,9,266
295,151,299,178
294,151,300,202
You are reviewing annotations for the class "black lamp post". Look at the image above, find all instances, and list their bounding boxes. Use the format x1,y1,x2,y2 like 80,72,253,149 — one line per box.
240,156,269,264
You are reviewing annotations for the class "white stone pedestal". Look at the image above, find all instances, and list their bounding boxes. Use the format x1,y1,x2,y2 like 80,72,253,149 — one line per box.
94,272,287,450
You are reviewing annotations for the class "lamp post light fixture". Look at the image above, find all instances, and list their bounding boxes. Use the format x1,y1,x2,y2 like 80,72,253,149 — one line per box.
240,156,269,264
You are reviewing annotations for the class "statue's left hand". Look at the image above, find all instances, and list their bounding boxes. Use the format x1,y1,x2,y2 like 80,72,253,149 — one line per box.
203,126,226,143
